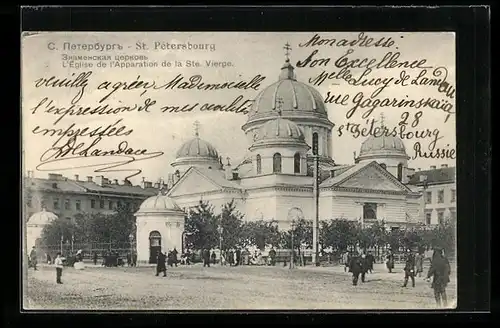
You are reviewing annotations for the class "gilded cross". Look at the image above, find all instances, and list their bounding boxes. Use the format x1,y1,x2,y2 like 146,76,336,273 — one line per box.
284,42,292,60
193,120,201,137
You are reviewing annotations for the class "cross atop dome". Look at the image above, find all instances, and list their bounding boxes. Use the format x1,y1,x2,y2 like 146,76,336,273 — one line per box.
279,42,295,81
380,113,386,128
193,120,201,137
283,42,292,62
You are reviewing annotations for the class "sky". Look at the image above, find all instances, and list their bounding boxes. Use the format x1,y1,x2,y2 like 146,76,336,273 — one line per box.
22,32,456,185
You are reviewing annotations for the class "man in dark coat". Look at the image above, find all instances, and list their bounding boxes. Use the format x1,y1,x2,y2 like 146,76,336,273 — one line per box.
155,251,167,277
365,252,375,273
203,249,211,267
29,247,38,271
172,248,178,267
92,252,98,266
402,249,416,287
349,253,365,286
268,248,277,266
235,248,241,266
426,247,451,307
386,250,395,273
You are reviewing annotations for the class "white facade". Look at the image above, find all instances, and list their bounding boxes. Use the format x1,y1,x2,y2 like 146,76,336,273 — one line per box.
134,195,186,264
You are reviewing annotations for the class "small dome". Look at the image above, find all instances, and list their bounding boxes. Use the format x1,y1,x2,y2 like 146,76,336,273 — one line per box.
247,60,328,121
27,209,58,226
359,135,407,159
137,194,184,214
256,118,305,142
176,137,219,160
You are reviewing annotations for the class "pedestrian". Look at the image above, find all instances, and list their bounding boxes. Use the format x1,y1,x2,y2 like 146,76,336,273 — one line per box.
349,252,364,286
211,251,216,265
54,252,65,284
426,247,451,308
126,252,131,267
343,251,350,272
268,248,276,266
228,250,234,266
29,246,38,271
131,252,137,267
155,251,167,277
235,248,241,266
386,250,395,273
402,249,416,288
172,248,178,267
366,251,375,273
92,252,98,266
47,253,52,265
415,252,424,277
203,249,211,267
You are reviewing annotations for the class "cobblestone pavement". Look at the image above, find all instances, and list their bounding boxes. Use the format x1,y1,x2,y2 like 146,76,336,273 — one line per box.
24,262,456,310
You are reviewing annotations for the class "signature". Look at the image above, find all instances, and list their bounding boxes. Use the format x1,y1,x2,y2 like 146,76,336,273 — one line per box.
36,136,164,180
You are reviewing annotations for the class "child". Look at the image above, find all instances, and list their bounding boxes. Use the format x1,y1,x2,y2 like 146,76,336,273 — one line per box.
54,252,65,284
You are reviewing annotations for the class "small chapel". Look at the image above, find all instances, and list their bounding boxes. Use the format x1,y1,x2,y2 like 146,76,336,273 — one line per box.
134,45,423,263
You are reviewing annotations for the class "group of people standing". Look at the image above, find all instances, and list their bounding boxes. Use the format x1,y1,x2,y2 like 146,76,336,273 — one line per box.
344,247,451,307
155,248,180,276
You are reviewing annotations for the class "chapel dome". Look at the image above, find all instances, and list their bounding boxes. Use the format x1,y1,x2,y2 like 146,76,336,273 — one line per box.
175,136,219,160
27,209,58,226
256,117,305,142
136,194,184,214
246,59,328,122
358,135,408,159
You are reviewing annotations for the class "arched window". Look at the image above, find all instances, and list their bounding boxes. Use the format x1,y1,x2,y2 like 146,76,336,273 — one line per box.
397,163,403,181
273,153,282,173
380,163,387,170
363,203,377,220
312,132,319,155
294,153,301,174
256,154,262,174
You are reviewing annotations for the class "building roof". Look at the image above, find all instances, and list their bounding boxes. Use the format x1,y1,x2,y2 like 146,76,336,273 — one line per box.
26,176,159,197
136,194,184,215
193,167,242,190
408,167,456,186
27,208,58,226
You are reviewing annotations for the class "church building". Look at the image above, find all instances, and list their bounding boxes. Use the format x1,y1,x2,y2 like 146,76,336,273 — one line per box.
134,48,424,262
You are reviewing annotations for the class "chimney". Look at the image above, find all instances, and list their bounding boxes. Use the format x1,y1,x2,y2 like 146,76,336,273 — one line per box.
113,179,119,185
27,170,34,178
154,182,161,189
441,164,448,168
95,175,108,186
123,179,132,186
74,174,79,181
225,157,232,180
417,168,421,171
87,176,93,182
48,173,63,180
143,181,153,188
430,165,436,170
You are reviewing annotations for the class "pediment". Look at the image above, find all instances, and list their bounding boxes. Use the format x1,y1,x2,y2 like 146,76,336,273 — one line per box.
337,165,407,192
168,169,222,197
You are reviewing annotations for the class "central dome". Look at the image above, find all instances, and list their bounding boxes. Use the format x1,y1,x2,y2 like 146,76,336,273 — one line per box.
176,136,219,160
359,135,407,159
246,60,328,122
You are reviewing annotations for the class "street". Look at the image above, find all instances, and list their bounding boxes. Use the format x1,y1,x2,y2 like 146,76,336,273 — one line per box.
24,262,456,310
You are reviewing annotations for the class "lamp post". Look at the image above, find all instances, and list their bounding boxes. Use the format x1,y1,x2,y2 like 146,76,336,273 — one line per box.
60,235,64,254
312,135,320,267
217,225,223,266
290,220,295,270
